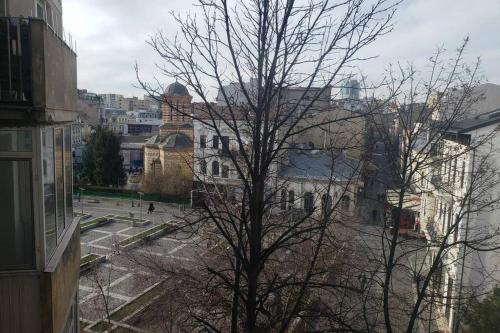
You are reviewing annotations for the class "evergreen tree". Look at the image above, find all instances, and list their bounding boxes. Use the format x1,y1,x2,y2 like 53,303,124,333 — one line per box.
82,126,127,186
464,287,500,333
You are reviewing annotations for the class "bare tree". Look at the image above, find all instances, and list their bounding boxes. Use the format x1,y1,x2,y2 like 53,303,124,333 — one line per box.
134,0,400,331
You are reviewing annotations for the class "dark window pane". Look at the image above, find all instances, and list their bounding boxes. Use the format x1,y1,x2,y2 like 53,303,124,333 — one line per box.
55,128,65,236
0,130,32,151
200,135,206,148
64,127,73,226
42,128,57,257
0,160,34,270
213,136,219,149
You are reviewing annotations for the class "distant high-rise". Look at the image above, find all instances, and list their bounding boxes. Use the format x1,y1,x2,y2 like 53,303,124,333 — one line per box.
340,79,361,100
0,1,80,332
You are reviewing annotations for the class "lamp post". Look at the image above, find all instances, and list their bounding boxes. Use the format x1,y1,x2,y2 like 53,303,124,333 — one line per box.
79,187,86,214
138,191,144,220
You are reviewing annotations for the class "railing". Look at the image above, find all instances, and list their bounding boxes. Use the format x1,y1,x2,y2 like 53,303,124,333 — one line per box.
0,17,32,103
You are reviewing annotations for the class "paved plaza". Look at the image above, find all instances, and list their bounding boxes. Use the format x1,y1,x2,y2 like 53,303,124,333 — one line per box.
77,196,200,332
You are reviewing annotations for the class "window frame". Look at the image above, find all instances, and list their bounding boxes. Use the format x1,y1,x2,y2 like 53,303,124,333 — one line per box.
0,128,38,271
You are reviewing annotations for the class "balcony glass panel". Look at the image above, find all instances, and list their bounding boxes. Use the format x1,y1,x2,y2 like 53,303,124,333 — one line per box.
0,130,32,151
42,128,57,257
0,159,34,270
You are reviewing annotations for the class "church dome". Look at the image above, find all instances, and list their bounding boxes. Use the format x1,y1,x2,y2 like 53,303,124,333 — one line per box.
165,82,190,97
160,133,193,148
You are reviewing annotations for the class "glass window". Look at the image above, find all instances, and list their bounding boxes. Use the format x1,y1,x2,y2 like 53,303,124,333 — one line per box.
0,130,32,151
304,192,314,213
55,128,65,236
42,128,57,257
64,127,73,226
200,135,206,148
213,135,219,149
0,160,34,270
221,165,229,178
200,160,207,175
212,161,219,176
288,190,295,209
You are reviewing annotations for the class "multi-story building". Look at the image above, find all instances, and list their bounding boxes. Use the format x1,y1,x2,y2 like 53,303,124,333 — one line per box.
417,110,500,331
102,108,128,135
192,83,364,214
98,93,126,109
0,1,80,332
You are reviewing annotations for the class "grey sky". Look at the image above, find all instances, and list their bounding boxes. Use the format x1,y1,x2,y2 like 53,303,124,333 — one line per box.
63,0,500,98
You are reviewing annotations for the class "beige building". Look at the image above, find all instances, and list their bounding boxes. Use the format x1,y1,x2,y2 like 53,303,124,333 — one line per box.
0,1,80,332
143,82,194,191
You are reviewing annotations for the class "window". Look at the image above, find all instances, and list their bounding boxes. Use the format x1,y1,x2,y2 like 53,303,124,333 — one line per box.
304,192,314,213
36,1,45,20
221,136,230,154
46,2,53,27
42,128,57,257
288,190,295,209
452,158,457,185
43,126,73,260
213,135,219,149
55,128,65,237
0,160,34,270
221,165,229,178
200,160,207,175
0,130,32,151
212,161,219,175
64,129,73,224
322,194,333,214
200,135,206,148
280,189,287,210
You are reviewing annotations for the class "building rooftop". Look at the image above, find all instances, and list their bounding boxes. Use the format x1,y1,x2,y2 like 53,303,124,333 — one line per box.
449,107,500,133
146,133,193,149
165,82,190,97
279,149,361,182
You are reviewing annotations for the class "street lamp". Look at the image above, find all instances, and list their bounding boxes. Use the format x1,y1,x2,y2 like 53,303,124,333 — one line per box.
138,191,144,220
79,187,86,214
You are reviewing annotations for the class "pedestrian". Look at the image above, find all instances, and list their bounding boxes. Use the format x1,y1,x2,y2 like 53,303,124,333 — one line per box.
148,202,155,214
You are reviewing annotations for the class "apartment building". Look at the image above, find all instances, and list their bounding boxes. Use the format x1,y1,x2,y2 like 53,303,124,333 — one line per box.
0,0,80,332
418,109,500,331
192,83,363,214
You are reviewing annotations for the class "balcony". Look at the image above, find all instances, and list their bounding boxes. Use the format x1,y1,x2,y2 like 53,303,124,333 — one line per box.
0,17,77,123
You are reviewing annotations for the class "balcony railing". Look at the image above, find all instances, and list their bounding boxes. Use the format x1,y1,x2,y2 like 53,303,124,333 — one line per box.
0,17,32,104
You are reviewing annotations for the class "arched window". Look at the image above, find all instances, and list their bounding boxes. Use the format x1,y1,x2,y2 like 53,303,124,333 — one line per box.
212,161,219,176
321,194,333,214
200,160,207,175
280,189,287,210
304,192,314,213
221,165,229,178
288,190,295,209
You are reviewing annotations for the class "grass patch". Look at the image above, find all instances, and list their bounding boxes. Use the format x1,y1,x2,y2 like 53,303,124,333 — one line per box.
119,222,172,247
81,253,100,266
110,284,163,321
92,320,113,332
80,214,114,229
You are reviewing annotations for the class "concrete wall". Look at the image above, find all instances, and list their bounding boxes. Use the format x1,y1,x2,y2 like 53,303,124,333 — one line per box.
0,273,42,332
28,19,77,123
41,227,80,333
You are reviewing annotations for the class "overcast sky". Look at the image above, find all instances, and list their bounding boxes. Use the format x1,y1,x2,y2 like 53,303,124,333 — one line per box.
63,0,500,98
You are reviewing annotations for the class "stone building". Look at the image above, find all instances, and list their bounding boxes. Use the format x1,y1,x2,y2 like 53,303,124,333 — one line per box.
143,82,194,190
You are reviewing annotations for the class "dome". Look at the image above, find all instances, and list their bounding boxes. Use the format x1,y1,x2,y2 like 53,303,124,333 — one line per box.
165,82,190,97
160,133,193,148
